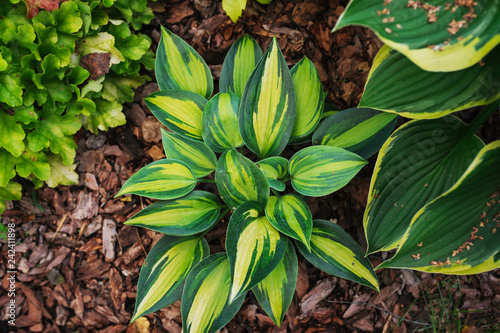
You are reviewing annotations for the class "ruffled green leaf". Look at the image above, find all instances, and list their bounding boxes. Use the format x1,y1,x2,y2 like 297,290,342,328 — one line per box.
15,147,51,181
81,99,126,134
0,111,25,157
0,181,22,214
45,154,79,187
101,73,148,104
256,156,289,192
0,149,17,187
78,32,125,65
222,0,247,22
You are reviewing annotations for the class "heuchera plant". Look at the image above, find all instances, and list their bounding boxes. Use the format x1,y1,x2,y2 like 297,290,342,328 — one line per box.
0,0,154,213
117,27,401,331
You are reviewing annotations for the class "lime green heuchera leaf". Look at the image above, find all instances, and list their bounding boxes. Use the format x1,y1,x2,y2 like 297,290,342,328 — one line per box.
0,111,25,157
110,22,151,60
15,147,51,181
156,26,213,99
226,201,288,302
52,1,83,34
33,54,73,106
289,145,367,197
220,35,263,98
364,116,484,254
80,99,126,134
45,154,78,187
0,181,22,214
78,32,125,65
181,253,246,333
215,149,270,210
289,57,325,141
334,0,500,72
252,240,297,327
239,37,295,158
256,156,288,192
312,108,398,159
145,90,207,141
0,149,17,187
101,73,148,104
378,141,500,274
265,194,313,249
162,129,217,178
125,191,221,236
202,92,243,153
296,220,380,291
131,235,209,323
359,45,500,119
222,0,247,22
117,159,197,200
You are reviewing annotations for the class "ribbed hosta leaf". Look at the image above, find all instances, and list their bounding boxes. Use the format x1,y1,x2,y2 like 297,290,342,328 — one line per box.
252,241,297,327
124,191,221,236
117,159,197,200
182,253,246,333
156,26,213,99
289,146,367,197
334,0,500,71
296,220,379,291
313,108,398,159
220,35,263,98
239,37,295,158
131,235,209,322
256,156,289,192
226,201,288,302
359,45,500,119
145,90,207,141
379,141,500,274
215,149,269,210
161,129,217,178
365,116,484,254
202,92,243,153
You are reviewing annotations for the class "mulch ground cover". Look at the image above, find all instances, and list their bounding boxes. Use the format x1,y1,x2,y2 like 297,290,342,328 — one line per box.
1,0,499,332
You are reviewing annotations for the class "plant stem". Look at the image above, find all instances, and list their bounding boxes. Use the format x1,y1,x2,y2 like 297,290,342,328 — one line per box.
197,178,216,183
467,102,499,136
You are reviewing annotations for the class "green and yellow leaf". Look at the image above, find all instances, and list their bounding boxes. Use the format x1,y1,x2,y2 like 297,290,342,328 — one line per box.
289,146,367,197
256,156,289,192
156,26,213,99
222,0,247,23
117,159,197,200
296,220,379,291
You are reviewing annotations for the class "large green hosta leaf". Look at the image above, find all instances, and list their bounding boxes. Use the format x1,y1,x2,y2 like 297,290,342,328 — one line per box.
359,45,500,119
334,0,500,72
364,116,484,254
378,141,500,274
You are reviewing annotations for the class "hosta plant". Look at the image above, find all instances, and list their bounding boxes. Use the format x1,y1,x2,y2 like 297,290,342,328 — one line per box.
117,27,395,331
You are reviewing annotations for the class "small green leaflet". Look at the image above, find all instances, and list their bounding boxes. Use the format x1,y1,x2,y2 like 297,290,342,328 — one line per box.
221,0,247,23
131,235,209,322
256,156,289,192
117,159,197,200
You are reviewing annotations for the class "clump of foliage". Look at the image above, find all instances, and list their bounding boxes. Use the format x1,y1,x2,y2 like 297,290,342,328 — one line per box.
0,0,154,213
117,27,398,331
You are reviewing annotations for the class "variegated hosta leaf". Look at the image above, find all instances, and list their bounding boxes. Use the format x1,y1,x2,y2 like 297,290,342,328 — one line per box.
222,0,247,23
117,159,197,200
289,57,325,142
364,116,484,254
296,220,379,291
124,191,221,236
156,26,213,99
265,194,312,249
220,35,263,98
334,0,500,72
161,129,217,178
322,103,341,119
256,156,289,191
226,201,288,302
239,37,295,158
378,141,500,274
202,92,243,153
131,235,209,322
312,108,398,159
359,45,500,119
145,90,207,141
215,149,269,210
252,240,298,327
181,253,246,333
289,145,367,197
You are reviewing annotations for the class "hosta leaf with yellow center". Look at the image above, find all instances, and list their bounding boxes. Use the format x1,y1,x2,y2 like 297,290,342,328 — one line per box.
131,235,209,323
296,220,379,291
215,149,269,210
220,35,263,98
124,191,221,236
226,201,288,302
182,253,246,333
252,240,298,327
378,141,500,274
289,57,324,141
256,156,289,192
145,90,207,141
116,159,197,200
239,37,295,158
289,145,367,197
161,129,217,178
265,194,312,249
202,92,243,153
156,26,213,99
